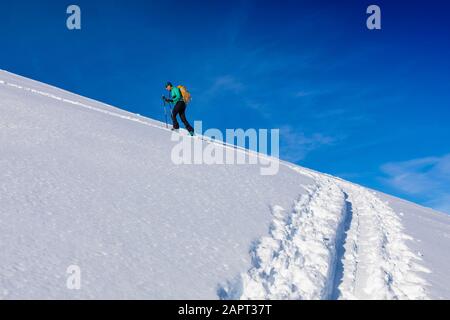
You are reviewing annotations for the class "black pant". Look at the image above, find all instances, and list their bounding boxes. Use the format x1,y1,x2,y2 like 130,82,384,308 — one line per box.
172,101,193,132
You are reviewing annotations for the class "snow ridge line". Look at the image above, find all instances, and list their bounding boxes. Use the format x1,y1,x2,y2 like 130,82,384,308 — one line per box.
219,174,347,300
0,78,169,131
336,182,431,300
0,77,282,166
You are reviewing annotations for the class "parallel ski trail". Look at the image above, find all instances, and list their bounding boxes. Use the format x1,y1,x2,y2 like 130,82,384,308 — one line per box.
335,182,431,299
220,165,431,300
220,169,348,300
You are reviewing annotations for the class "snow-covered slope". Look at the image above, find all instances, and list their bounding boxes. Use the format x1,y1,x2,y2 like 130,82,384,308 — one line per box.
1,70,449,300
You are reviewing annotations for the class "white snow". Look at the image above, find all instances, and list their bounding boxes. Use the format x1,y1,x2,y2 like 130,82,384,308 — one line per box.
1,70,449,299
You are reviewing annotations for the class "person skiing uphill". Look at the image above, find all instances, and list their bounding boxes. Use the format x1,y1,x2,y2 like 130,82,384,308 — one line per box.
163,82,194,135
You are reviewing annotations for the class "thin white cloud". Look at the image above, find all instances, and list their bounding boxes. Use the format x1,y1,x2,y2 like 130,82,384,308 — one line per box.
381,154,450,213
196,75,245,107
244,99,271,119
279,125,336,162
293,89,329,98
206,75,244,96
295,91,313,97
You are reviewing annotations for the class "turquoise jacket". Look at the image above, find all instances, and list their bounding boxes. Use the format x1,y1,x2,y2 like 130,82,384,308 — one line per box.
170,87,183,104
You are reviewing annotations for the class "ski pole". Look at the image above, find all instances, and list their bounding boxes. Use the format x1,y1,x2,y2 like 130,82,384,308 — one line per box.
162,96,168,128
168,101,173,117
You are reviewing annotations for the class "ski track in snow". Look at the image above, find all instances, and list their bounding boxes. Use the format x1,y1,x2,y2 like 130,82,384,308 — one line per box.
335,181,431,300
219,172,347,299
220,167,431,300
0,74,432,300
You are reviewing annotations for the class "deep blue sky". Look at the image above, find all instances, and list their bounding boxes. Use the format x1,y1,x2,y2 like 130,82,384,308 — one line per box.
1,0,449,213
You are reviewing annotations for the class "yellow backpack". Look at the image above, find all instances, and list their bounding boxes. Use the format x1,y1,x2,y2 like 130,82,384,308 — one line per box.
177,85,192,104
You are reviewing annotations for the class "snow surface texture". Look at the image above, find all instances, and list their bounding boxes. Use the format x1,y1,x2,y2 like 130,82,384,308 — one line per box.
1,70,449,299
